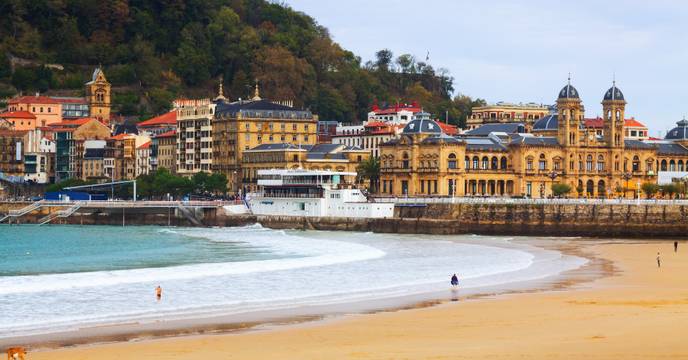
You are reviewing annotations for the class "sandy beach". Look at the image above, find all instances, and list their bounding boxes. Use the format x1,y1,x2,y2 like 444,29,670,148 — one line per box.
27,240,688,359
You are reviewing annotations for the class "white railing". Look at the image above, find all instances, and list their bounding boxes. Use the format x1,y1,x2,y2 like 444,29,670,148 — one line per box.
372,196,688,206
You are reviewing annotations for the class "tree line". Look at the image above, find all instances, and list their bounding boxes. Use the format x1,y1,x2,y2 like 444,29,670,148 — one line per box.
0,0,484,126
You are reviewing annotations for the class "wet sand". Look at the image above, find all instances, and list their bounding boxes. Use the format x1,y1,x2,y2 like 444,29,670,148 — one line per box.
27,240,688,359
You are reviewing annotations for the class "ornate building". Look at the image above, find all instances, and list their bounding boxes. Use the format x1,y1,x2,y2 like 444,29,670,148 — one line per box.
379,80,688,198
466,102,551,131
212,84,318,192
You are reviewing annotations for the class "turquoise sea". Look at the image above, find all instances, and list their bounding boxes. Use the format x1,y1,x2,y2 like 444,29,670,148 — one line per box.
0,224,585,339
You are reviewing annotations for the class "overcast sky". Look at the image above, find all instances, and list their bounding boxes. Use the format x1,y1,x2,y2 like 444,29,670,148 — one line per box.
286,0,688,136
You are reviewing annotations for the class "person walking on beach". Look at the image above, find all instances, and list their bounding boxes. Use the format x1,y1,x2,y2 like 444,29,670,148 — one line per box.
451,274,459,286
657,252,661,268
156,285,163,301
675,241,679,253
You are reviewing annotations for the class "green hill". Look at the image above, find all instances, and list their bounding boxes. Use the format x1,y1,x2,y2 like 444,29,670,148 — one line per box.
0,0,483,125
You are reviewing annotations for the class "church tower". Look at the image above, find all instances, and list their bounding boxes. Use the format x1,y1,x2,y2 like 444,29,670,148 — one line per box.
86,67,111,122
556,76,583,147
602,81,626,149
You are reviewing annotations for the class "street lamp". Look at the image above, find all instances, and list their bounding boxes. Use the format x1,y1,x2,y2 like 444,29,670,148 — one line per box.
548,170,558,198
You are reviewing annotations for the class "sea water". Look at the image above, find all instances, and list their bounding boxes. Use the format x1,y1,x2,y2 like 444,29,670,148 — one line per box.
0,225,585,338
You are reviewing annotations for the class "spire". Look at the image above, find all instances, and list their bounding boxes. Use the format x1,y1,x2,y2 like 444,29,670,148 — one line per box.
214,77,227,101
252,80,262,101
567,72,571,85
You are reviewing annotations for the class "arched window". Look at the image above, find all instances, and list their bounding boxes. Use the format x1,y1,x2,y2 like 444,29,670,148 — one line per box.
597,155,605,172
491,156,498,170
661,159,668,171
680,160,685,172
472,156,479,169
538,154,547,170
448,153,457,169
586,155,593,172
482,156,489,170
670,160,676,171
465,156,470,169
632,156,640,172
500,156,507,170
402,152,409,169
646,159,654,172
526,156,534,171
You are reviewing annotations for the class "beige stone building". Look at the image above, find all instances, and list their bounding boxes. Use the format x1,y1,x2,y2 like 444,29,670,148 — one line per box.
212,85,318,191
466,102,551,131
175,99,215,176
379,81,688,198
86,68,111,121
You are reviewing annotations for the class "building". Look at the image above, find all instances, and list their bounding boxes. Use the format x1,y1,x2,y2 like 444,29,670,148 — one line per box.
4,96,61,129
136,141,151,177
317,120,339,143
367,102,421,124
466,102,551,131
175,99,215,176
212,85,318,191
241,143,369,192
0,129,27,177
85,68,111,122
379,80,688,198
54,97,90,119
82,147,107,181
583,117,649,140
53,119,111,181
151,130,176,173
332,121,399,157
137,111,177,137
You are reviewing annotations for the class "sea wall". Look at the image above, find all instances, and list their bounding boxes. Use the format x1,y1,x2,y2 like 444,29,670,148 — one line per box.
2,201,688,238
258,202,688,238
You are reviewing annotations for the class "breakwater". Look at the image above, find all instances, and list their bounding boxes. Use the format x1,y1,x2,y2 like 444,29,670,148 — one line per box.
2,201,688,238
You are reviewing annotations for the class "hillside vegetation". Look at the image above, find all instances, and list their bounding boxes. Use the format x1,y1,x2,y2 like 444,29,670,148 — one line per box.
0,0,484,125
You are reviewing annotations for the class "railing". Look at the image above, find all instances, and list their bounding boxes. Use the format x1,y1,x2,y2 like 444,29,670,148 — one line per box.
372,196,688,206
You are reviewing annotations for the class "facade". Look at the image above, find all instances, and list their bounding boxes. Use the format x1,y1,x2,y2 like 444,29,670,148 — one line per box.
332,121,398,157
53,119,111,181
241,143,369,192
5,96,61,129
175,99,215,176
212,85,318,191
367,102,421,124
82,147,107,181
151,130,176,173
583,117,649,140
317,120,339,143
55,97,90,119
0,129,27,177
379,81,688,198
466,102,551,131
85,68,111,122
135,141,151,177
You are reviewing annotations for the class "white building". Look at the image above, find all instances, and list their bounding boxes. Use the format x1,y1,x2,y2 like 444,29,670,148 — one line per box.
176,99,215,175
249,169,394,218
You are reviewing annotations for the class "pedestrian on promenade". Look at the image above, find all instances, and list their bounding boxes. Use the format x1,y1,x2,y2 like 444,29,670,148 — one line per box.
451,274,459,286
657,252,661,268
675,241,678,253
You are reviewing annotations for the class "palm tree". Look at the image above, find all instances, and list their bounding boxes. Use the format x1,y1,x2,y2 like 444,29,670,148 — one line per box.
356,157,380,193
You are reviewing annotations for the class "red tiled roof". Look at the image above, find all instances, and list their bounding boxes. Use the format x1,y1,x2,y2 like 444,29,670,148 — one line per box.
49,118,93,127
155,130,177,138
137,141,151,149
437,122,458,135
374,106,421,115
364,121,388,127
0,129,28,136
584,117,647,129
0,111,36,119
110,133,132,140
8,96,60,105
137,111,177,127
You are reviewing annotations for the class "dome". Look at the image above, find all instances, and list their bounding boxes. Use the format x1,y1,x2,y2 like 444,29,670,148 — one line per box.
402,118,442,134
665,118,688,140
603,83,625,101
558,83,580,99
532,115,558,131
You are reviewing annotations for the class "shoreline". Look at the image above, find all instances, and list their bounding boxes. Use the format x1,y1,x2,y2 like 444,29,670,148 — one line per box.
4,237,605,352
29,239,688,359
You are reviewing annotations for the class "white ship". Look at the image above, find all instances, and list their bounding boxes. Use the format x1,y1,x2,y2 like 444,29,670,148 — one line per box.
248,169,394,218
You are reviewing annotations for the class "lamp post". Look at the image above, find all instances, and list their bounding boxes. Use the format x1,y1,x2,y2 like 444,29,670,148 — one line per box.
622,172,633,199
548,170,558,198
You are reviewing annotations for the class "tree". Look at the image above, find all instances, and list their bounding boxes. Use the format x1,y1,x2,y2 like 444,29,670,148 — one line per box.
357,157,380,193
641,182,660,198
661,183,679,198
375,49,393,72
551,183,572,197
576,184,584,197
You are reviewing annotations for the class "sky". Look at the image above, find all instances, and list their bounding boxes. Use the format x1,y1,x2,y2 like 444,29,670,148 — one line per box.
285,0,688,136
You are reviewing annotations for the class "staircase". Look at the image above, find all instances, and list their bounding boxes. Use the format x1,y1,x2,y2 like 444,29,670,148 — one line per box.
177,204,204,226
38,202,83,225
0,201,44,223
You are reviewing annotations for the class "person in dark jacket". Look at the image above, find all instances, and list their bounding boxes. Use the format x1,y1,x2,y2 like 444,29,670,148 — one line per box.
451,274,459,286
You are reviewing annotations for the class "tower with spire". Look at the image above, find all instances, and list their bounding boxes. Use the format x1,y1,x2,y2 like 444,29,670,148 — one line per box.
214,77,227,102
556,74,583,147
602,77,626,149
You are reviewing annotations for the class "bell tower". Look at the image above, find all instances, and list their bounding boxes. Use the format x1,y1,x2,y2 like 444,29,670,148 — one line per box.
86,67,111,123
602,80,626,149
556,76,583,147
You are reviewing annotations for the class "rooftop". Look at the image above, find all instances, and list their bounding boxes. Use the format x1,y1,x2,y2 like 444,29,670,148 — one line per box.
0,111,36,119
8,95,60,104
137,111,177,127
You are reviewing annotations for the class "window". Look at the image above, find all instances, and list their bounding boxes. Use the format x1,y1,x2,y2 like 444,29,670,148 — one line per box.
632,156,640,172
586,155,593,172
597,155,605,172
292,124,297,131
402,152,409,169
465,156,470,169
448,153,457,169
538,154,546,170
472,156,479,169
482,156,489,169
526,158,533,171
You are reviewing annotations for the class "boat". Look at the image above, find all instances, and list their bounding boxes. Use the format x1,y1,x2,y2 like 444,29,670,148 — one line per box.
248,169,394,218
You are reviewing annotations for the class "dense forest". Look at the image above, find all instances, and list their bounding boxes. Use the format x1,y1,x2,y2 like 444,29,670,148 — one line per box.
0,0,484,126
